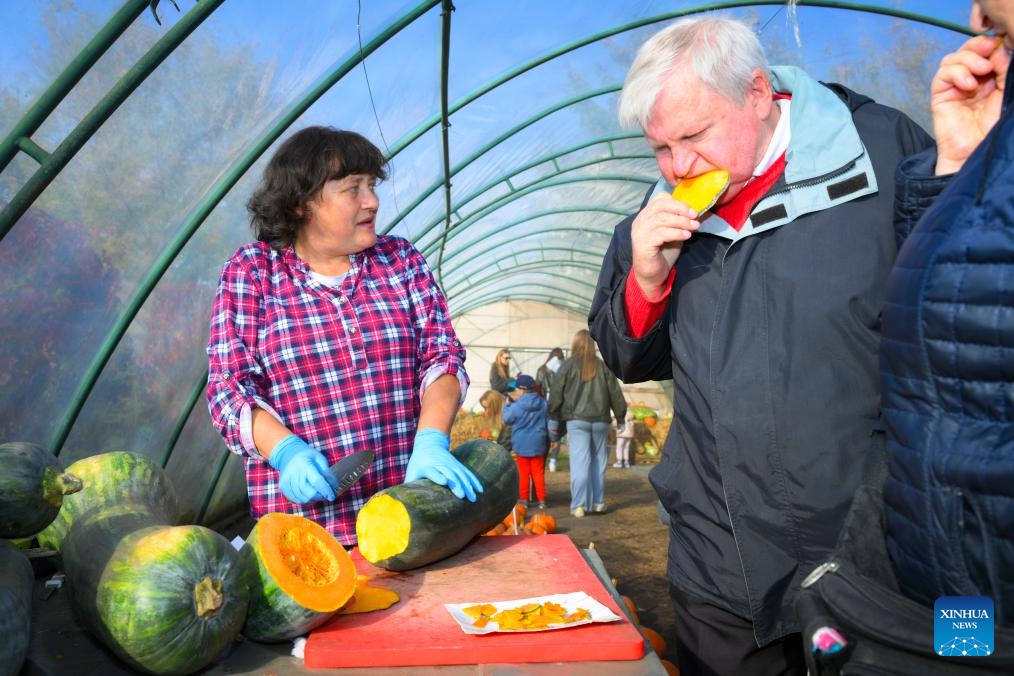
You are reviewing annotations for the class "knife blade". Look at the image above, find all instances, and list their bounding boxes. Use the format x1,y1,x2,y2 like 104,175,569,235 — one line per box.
326,450,375,498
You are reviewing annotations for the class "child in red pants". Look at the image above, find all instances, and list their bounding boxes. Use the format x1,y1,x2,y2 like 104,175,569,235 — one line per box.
502,374,550,508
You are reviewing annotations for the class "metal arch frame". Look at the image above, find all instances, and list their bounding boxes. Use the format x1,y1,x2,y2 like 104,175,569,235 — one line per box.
21,0,443,456
0,2,972,469
384,84,624,238
420,176,653,259
389,132,650,241
437,219,620,272
443,246,611,296
402,138,653,248
453,288,590,318
381,1,972,274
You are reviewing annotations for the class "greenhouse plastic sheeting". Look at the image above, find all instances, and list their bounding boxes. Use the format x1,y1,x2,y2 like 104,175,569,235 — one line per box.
0,1,971,526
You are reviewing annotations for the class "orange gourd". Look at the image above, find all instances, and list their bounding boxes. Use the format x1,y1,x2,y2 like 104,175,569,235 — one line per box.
503,502,527,528
644,416,657,428
640,625,667,657
528,513,557,534
620,594,639,623
661,658,681,675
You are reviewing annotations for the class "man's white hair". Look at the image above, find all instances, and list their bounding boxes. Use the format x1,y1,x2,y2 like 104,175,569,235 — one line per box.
617,15,770,130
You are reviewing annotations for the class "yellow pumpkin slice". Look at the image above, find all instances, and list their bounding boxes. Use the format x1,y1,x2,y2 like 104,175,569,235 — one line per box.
671,169,730,213
338,584,400,614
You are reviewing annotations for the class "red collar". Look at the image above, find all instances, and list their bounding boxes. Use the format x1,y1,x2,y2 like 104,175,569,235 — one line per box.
713,151,786,231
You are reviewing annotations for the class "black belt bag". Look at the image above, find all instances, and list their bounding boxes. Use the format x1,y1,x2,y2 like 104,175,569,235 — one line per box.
796,461,1014,675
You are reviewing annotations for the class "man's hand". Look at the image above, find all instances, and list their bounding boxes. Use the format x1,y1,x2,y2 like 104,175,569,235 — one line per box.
932,34,1010,175
630,192,701,299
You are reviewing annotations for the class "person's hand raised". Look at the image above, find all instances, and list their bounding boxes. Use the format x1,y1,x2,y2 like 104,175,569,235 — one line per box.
932,34,1010,175
630,192,701,300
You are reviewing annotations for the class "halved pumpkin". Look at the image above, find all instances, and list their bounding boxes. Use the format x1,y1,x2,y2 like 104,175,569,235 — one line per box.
240,512,357,643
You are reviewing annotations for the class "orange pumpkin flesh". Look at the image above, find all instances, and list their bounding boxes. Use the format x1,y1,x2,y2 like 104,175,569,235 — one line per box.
256,512,356,613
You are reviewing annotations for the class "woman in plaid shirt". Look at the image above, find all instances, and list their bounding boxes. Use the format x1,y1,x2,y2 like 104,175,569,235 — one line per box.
206,127,482,544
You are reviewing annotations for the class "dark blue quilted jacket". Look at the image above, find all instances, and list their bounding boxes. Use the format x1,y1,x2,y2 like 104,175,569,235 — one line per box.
882,62,1014,626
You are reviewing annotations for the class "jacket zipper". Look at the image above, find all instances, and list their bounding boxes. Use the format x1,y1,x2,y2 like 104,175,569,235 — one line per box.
761,161,858,202
801,560,839,588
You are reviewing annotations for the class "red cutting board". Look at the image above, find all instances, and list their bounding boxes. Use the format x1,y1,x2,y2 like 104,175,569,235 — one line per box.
304,534,645,668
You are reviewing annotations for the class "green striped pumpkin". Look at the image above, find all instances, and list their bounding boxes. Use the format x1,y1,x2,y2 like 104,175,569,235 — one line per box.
61,503,248,675
36,451,179,552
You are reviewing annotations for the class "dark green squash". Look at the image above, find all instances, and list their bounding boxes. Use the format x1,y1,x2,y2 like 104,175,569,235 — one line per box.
0,539,33,676
36,451,179,552
0,441,82,538
356,439,519,571
61,503,248,675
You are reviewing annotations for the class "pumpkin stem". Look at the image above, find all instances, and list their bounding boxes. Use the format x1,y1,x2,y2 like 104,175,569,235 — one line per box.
194,575,225,618
42,468,83,506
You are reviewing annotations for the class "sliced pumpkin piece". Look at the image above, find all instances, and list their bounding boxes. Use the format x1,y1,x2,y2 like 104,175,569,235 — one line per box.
670,169,730,214
338,585,400,614
240,512,357,643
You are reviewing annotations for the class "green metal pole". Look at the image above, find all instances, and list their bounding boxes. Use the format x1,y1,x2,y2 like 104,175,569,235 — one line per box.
0,0,150,174
0,0,225,240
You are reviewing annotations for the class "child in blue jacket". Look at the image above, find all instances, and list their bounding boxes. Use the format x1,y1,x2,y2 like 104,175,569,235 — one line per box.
503,374,550,508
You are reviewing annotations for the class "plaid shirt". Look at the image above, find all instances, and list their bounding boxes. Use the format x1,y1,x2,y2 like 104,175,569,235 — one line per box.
206,236,467,544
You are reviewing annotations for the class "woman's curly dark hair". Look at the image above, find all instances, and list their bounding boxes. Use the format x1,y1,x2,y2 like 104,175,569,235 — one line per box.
247,126,388,250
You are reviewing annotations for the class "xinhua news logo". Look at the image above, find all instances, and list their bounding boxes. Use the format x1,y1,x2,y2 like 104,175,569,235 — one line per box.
934,596,994,657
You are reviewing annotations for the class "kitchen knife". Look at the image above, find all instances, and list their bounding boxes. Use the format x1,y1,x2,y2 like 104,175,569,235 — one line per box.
326,450,375,498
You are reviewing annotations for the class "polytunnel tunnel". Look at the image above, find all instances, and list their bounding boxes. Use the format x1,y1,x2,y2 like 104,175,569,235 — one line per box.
0,1,982,671
0,0,972,530
1,2,997,672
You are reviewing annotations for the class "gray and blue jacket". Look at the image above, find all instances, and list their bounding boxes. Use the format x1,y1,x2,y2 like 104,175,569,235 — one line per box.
589,66,933,645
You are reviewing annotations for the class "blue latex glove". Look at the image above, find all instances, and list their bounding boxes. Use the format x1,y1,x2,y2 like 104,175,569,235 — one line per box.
405,428,483,502
267,434,335,504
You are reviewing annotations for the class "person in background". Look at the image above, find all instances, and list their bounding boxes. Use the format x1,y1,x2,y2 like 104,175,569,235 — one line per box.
548,329,626,518
502,374,550,509
587,15,933,675
536,347,565,471
488,348,514,395
882,0,1014,626
206,126,482,546
477,388,510,450
613,404,635,468
535,347,564,397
